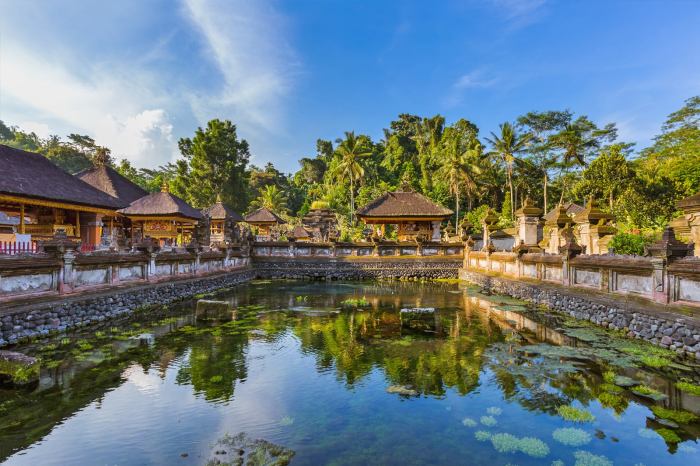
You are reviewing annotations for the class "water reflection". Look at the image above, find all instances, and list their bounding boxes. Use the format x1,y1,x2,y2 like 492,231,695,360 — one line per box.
0,280,699,465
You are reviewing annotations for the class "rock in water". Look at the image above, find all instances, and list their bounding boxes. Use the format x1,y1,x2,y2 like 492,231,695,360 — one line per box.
386,385,419,396
0,350,40,385
195,300,233,322
400,307,435,313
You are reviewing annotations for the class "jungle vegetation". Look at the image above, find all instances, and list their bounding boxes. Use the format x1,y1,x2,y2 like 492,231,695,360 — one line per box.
1,95,698,242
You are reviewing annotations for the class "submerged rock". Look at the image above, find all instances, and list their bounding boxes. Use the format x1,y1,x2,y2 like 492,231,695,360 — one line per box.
196,300,234,322
206,432,294,466
0,350,40,385
386,385,419,396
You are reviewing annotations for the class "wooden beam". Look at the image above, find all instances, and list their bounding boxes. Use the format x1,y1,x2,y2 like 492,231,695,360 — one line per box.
19,204,25,234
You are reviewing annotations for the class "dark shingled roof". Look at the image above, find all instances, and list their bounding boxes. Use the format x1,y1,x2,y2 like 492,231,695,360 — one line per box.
202,201,244,221
244,207,286,224
543,202,584,223
356,191,453,218
119,191,202,220
0,144,126,210
77,165,148,204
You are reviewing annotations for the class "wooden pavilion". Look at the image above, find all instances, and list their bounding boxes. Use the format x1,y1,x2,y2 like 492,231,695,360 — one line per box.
118,185,202,247
356,191,453,242
0,144,126,247
77,164,148,247
202,195,244,245
244,208,286,240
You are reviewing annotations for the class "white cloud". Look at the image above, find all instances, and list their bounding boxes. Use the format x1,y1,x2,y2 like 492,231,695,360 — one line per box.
444,69,498,107
182,0,300,138
488,0,548,28
0,41,178,167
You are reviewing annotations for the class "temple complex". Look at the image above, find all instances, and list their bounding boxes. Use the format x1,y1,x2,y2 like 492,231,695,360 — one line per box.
356,191,452,241
244,208,286,240
0,144,126,248
118,184,202,247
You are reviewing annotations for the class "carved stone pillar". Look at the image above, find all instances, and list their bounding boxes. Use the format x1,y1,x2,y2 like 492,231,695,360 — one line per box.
573,197,616,255
676,191,700,257
514,197,543,247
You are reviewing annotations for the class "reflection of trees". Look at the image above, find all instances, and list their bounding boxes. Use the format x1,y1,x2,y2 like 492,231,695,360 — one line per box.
293,305,500,396
175,332,249,402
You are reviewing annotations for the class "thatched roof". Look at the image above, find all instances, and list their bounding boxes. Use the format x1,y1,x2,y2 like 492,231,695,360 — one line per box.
202,200,243,221
0,144,126,210
77,165,148,204
290,225,311,239
244,208,286,224
119,189,202,220
356,191,452,219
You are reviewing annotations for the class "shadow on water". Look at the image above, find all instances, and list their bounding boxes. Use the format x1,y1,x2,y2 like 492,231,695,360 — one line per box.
0,279,699,464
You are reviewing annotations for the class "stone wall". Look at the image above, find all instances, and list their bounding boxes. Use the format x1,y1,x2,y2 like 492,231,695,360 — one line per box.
0,267,254,346
459,269,700,360
253,257,462,280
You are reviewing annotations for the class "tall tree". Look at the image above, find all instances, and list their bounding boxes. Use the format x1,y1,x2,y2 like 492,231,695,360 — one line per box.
485,122,532,219
331,131,373,223
250,185,287,213
438,125,482,227
176,119,250,211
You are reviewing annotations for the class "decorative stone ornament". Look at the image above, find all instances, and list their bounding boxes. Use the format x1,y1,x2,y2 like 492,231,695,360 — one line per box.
677,191,700,257
645,227,691,260
514,197,543,248
573,197,616,255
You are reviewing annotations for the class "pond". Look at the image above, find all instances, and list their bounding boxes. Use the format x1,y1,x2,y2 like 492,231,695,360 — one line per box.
1,280,700,465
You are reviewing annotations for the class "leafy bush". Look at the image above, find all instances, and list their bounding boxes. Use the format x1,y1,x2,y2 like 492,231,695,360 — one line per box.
609,233,647,255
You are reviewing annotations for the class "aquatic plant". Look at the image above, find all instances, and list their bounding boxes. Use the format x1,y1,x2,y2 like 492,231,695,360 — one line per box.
675,380,700,396
573,450,613,466
462,417,477,427
602,370,616,383
486,406,503,416
76,340,93,351
0,355,40,384
474,430,492,442
640,355,671,368
597,392,627,414
518,437,550,458
279,416,294,426
341,297,369,308
631,384,667,401
551,461,565,466
490,433,520,453
655,428,681,443
60,337,71,345
556,405,595,423
490,433,549,458
480,415,498,427
599,383,623,394
552,428,592,447
651,406,698,424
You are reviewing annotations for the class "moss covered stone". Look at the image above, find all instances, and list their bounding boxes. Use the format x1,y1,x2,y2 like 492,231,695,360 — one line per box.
0,350,40,385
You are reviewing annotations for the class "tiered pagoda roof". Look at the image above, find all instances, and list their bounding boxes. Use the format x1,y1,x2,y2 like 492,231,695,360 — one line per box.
77,165,148,205
202,197,243,221
119,186,202,220
244,208,286,224
356,191,452,220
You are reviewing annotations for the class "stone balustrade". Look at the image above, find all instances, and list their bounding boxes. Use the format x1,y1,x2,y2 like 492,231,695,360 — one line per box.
251,240,464,258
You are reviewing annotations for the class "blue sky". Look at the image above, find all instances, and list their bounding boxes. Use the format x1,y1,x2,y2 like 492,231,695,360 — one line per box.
1,0,698,172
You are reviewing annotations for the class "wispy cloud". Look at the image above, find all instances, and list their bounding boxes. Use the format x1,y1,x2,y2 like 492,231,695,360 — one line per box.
182,0,300,138
444,69,499,107
487,0,548,28
0,41,177,167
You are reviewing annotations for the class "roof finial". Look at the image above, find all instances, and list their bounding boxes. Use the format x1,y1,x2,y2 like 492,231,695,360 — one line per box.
161,182,170,193
216,193,222,203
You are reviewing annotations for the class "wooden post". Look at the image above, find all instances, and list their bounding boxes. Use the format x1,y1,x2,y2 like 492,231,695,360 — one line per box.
75,210,81,238
19,204,25,234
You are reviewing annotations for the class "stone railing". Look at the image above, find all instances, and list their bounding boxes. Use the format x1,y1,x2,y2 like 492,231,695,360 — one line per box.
0,245,250,304
251,240,464,258
463,248,700,307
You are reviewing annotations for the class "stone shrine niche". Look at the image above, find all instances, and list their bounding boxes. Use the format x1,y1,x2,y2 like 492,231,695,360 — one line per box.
573,197,616,255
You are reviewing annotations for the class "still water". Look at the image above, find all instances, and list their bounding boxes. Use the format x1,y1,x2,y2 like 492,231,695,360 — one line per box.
1,280,699,465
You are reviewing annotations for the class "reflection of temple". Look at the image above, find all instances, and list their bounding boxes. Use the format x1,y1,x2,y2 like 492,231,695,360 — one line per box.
356,191,452,241
0,145,126,247
118,185,203,247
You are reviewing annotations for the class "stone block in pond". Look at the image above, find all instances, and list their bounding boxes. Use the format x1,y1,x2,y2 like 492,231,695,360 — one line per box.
196,300,234,322
0,350,40,385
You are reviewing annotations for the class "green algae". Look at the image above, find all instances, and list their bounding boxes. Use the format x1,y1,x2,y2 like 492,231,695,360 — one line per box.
675,380,700,396
490,433,550,458
0,355,40,385
474,430,492,442
631,385,668,401
480,415,497,427
486,406,503,416
557,405,595,423
552,427,592,447
651,406,698,424
462,417,477,427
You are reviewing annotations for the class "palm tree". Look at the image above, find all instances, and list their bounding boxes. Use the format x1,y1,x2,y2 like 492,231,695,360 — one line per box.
332,131,373,223
252,185,287,213
438,134,482,227
485,122,532,219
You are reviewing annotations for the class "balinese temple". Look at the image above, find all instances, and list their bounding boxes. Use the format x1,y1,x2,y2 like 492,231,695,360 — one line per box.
356,191,453,241
0,144,126,246
202,195,244,245
77,164,148,247
300,201,338,242
118,185,202,247
244,208,286,240
289,225,312,242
